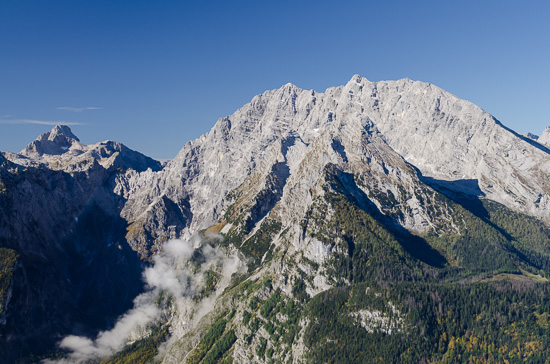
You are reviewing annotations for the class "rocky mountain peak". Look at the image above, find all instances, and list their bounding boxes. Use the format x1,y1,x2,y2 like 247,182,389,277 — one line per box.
7,125,162,174
21,124,80,157
348,74,369,85
133,76,550,247
38,124,80,143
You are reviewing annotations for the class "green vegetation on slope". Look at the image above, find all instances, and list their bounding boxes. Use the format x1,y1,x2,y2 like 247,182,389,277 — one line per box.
304,281,550,364
223,217,282,270
296,175,550,363
201,329,236,364
96,164,550,364
421,195,518,276
187,310,237,364
100,325,169,364
0,247,18,315
213,165,550,363
187,316,228,364
483,199,550,275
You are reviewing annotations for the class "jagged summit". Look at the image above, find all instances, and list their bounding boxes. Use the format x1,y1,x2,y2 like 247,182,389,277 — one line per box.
21,124,80,156
38,124,80,143
8,124,162,173
121,75,550,259
171,76,543,234
348,74,369,84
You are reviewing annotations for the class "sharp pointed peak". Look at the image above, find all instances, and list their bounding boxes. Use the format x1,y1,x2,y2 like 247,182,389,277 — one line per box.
21,125,81,156
280,82,300,91
40,124,80,142
349,74,369,84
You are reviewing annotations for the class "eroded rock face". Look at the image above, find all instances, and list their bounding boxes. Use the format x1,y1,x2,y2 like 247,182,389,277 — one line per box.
122,75,550,250
338,76,550,223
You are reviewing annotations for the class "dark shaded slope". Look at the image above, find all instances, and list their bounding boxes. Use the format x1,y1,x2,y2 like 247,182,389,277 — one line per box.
0,160,145,364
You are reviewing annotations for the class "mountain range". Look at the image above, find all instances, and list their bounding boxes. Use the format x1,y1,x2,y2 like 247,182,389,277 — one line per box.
2,75,550,363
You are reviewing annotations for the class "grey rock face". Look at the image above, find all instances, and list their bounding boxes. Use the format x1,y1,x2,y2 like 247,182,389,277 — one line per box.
340,76,550,223
122,76,550,251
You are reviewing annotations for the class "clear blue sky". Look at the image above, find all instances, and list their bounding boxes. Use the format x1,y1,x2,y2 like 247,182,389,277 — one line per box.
1,0,549,160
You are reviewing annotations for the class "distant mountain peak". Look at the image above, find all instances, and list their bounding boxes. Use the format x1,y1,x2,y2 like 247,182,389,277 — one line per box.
38,124,80,143
9,124,163,173
21,124,80,157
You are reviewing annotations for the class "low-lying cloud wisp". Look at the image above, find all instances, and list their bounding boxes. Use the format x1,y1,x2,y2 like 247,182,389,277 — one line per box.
45,234,242,363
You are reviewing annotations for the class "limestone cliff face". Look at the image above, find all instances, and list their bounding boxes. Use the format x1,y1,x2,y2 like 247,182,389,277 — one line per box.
121,75,550,252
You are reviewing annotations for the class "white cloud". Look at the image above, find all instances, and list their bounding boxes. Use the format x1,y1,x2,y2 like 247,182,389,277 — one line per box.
46,236,244,364
0,119,85,126
57,107,101,112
